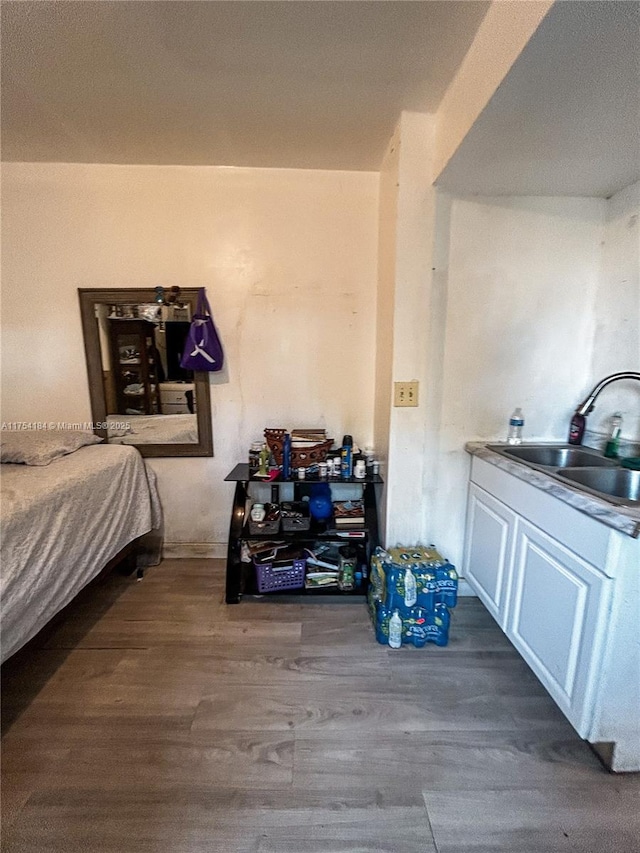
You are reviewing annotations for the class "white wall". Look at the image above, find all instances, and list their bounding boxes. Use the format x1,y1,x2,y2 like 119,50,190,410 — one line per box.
375,112,440,548
430,194,607,569
374,123,400,539
376,178,638,572
1,163,379,551
387,113,438,547
375,116,635,570
3,160,636,570
588,180,640,441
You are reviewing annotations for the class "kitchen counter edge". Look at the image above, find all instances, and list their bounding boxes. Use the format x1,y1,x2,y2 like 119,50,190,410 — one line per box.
465,442,640,539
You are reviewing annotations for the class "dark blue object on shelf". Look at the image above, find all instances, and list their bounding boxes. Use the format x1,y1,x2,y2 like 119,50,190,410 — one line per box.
308,483,333,521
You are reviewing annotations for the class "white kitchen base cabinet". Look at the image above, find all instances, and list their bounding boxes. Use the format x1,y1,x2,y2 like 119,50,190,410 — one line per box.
508,519,610,736
463,456,640,772
464,485,516,629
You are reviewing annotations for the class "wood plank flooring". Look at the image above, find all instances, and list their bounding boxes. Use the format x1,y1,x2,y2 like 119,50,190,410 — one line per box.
2,558,639,853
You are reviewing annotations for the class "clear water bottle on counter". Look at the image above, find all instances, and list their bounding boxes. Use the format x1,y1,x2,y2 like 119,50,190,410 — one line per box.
507,408,524,445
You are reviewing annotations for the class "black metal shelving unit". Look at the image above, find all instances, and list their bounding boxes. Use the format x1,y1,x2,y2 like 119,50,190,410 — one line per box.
224,464,383,603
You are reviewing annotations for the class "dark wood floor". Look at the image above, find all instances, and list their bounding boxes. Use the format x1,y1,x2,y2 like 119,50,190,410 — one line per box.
2,559,639,853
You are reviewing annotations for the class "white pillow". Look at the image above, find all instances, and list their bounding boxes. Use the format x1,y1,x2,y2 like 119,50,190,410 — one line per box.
0,430,103,466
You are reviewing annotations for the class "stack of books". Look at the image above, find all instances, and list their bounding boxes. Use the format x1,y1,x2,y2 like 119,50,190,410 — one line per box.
304,544,340,589
332,499,365,527
291,428,329,450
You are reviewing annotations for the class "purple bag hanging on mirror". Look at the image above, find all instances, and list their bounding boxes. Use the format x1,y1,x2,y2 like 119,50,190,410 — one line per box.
180,288,224,372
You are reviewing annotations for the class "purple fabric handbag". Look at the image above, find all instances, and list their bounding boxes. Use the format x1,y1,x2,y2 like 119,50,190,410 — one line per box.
180,288,224,372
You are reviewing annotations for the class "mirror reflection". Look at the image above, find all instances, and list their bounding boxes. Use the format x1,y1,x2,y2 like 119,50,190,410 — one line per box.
79,288,213,457
98,302,197,444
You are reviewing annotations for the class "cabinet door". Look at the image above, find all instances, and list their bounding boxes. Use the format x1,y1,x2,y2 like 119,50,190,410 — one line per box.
463,484,516,628
507,519,611,735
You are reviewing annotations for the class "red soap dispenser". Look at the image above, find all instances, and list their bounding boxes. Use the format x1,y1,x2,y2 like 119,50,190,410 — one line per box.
568,412,586,445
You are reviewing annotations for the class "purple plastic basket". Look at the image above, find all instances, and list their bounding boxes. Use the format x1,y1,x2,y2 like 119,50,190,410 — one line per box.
255,558,306,593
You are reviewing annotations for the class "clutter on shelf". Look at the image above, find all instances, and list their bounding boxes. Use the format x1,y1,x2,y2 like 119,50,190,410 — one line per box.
241,539,369,594
280,501,311,532
247,429,380,481
247,503,281,536
264,428,334,470
230,428,382,600
332,498,365,526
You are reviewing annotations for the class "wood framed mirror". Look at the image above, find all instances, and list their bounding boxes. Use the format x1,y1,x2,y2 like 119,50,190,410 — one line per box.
79,288,213,457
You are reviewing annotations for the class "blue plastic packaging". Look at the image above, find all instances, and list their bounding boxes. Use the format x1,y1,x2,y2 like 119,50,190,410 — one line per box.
373,600,450,647
369,545,457,648
435,564,458,608
282,433,291,479
377,560,438,612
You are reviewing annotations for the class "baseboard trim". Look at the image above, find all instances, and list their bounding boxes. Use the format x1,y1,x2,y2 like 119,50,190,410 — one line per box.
589,741,615,772
458,579,477,597
162,542,227,560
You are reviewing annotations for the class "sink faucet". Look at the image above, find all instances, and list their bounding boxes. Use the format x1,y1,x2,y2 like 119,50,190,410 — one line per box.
569,372,640,445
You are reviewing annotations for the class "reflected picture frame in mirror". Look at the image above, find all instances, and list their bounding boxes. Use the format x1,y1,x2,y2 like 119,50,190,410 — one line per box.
78,288,213,457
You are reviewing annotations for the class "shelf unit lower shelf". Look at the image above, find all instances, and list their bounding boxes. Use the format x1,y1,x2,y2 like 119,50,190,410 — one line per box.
242,527,369,598
224,464,383,603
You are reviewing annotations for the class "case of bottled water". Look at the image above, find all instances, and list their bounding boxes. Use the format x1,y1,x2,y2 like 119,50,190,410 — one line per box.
368,545,458,647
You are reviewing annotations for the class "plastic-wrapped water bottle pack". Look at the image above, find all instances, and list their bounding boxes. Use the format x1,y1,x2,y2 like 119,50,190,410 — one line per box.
368,545,458,648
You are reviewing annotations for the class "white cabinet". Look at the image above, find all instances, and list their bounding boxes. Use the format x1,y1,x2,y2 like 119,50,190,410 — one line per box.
464,481,610,732
463,455,639,771
507,518,610,733
463,484,516,628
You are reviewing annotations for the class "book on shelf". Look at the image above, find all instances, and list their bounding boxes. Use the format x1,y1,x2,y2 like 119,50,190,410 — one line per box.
291,428,328,446
247,542,302,566
305,571,339,589
304,544,341,570
332,499,365,526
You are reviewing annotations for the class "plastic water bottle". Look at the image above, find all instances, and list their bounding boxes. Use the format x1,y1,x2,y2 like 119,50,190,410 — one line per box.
404,567,417,607
507,408,524,445
389,609,402,648
604,412,623,459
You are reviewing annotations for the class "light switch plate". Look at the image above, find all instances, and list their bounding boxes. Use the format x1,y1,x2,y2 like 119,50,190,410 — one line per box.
394,381,419,407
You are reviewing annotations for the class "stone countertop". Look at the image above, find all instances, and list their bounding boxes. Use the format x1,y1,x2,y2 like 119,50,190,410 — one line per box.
466,442,640,539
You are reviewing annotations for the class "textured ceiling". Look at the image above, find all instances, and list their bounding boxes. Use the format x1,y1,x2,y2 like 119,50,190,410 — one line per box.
1,0,490,170
436,1,640,197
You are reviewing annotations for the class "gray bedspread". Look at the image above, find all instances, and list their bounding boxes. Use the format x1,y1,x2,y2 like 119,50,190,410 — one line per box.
1,444,162,662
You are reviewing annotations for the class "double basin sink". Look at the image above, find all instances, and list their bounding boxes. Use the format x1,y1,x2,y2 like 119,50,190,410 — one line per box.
487,444,640,509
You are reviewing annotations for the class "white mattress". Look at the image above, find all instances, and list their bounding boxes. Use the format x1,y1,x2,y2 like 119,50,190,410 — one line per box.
0,444,162,662
107,413,198,444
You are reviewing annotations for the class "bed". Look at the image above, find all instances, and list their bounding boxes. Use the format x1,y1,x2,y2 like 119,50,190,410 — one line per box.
107,413,198,445
1,437,162,663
